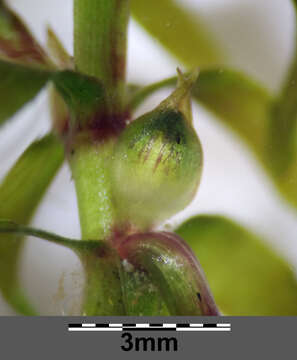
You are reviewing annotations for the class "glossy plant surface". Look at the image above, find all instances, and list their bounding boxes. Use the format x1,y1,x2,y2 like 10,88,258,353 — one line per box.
0,0,297,316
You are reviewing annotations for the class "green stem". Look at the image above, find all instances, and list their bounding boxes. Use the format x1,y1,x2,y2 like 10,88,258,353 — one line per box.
69,140,116,241
68,139,125,316
71,0,130,241
71,0,131,316
81,251,125,315
74,0,129,113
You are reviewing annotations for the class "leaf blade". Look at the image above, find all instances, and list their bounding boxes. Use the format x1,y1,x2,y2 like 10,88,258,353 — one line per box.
176,215,297,316
47,26,73,70
0,59,50,126
0,1,49,66
0,1,53,126
0,219,127,316
265,0,297,208
131,0,223,68
193,69,272,160
0,220,99,252
0,134,64,314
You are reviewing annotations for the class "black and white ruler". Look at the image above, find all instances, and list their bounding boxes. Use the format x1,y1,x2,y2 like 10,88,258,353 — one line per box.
68,323,231,332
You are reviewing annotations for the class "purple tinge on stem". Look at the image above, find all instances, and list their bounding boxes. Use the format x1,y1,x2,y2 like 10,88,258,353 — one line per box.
117,231,220,316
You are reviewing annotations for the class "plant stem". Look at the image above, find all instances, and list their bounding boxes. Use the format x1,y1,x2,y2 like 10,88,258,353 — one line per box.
69,141,116,240
69,140,125,315
74,0,129,113
71,1,130,315
81,252,125,315
71,0,130,241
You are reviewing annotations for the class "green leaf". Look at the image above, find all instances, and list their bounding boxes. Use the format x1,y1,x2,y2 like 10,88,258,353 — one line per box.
47,26,73,70
0,219,125,316
193,69,272,160
52,70,105,123
130,0,271,163
0,61,103,130
0,1,49,66
265,0,297,208
0,60,50,126
131,0,223,68
0,220,99,253
275,161,297,209
175,215,297,316
0,220,122,316
49,84,70,137
131,0,297,210
128,77,176,111
118,232,219,315
0,2,53,126
0,134,64,314
51,69,112,137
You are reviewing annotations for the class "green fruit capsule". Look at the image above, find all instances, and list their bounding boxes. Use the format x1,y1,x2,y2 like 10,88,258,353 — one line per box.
111,70,203,229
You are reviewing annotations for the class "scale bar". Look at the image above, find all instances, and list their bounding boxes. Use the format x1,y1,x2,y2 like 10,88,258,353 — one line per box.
176,328,231,332
68,323,231,332
69,328,122,332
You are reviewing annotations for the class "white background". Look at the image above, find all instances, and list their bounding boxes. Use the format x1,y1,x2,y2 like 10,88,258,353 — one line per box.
0,0,296,314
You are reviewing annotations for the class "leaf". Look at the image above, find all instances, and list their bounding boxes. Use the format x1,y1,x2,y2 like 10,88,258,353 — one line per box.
131,0,297,210
47,26,73,70
0,219,125,316
0,60,103,130
0,2,53,126
52,70,106,123
0,220,119,316
130,0,271,161
131,0,223,68
128,77,176,111
49,84,70,137
275,161,297,209
0,220,98,253
0,134,64,314
193,69,272,160
0,1,49,66
0,60,50,126
265,0,297,208
47,26,71,138
118,231,220,315
175,215,297,316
